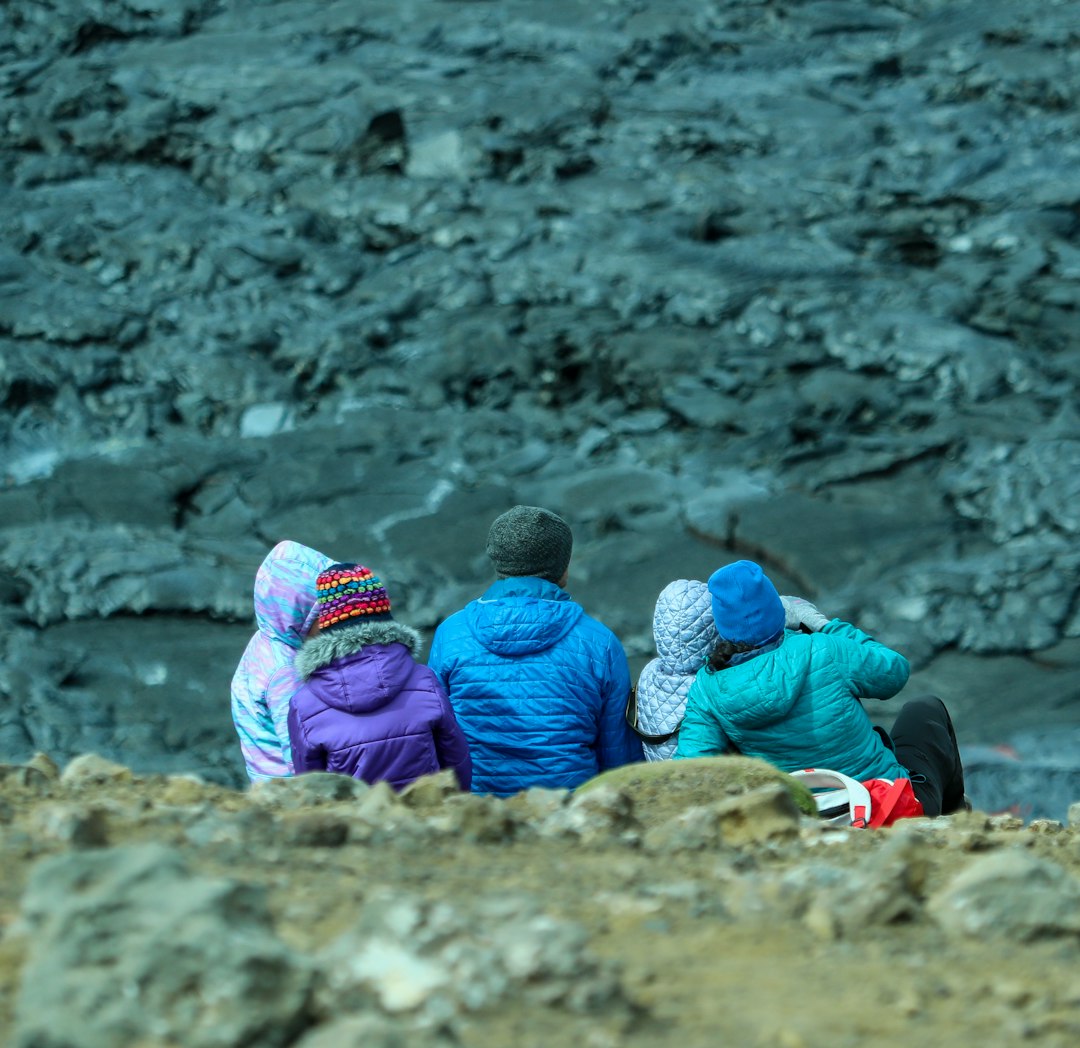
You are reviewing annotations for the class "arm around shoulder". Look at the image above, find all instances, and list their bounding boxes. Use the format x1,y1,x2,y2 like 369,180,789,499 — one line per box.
674,683,732,759
821,619,910,699
434,687,472,791
426,621,453,691
597,632,642,771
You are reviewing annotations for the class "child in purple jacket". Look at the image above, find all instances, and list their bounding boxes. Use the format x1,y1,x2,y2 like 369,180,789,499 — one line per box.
288,563,472,792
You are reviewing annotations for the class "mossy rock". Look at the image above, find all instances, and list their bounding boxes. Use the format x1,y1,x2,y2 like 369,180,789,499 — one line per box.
577,757,817,827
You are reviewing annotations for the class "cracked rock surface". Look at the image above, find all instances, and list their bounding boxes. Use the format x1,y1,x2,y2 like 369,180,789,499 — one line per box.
1,0,1079,812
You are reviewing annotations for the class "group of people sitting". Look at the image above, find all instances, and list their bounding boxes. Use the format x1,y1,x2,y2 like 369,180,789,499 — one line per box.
231,505,967,818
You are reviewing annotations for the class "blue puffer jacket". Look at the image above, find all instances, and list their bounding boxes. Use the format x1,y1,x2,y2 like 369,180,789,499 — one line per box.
675,619,910,782
428,576,641,796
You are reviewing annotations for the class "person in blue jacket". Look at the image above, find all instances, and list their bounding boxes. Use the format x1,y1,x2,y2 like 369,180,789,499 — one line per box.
428,505,642,796
675,560,966,817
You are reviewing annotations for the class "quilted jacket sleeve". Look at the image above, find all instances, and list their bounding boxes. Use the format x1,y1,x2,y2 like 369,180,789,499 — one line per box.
427,621,452,693
674,681,732,759
434,689,473,791
821,620,910,700
287,693,326,773
596,633,642,771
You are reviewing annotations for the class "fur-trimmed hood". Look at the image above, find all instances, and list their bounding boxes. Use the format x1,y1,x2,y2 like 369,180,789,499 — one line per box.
295,620,422,680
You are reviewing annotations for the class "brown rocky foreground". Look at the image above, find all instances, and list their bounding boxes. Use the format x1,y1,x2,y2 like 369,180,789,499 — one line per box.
2,754,1080,1048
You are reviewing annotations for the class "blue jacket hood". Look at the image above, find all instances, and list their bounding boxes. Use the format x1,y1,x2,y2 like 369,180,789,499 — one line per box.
466,576,583,657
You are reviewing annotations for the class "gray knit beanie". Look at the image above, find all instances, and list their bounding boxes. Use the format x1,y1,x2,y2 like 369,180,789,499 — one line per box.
486,505,573,584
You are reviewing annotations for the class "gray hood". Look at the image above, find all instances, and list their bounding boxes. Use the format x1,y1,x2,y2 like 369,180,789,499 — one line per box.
652,579,719,673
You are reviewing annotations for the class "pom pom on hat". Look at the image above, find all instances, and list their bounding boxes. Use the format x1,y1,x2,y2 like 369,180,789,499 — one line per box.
315,563,392,632
707,560,785,645
486,505,573,584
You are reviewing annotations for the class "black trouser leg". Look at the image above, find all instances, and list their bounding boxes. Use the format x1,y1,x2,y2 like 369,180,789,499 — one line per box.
888,695,966,817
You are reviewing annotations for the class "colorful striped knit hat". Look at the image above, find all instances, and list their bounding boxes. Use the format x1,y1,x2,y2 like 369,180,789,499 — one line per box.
315,563,392,631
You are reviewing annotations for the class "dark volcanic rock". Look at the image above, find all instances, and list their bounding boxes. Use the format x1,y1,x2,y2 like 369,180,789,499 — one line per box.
1,0,1079,804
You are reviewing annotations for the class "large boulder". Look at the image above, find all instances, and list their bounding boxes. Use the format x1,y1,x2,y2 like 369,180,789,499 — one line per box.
14,844,312,1048
576,756,818,826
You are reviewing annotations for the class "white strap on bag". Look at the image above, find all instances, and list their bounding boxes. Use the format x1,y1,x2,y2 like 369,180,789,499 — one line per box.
789,768,874,828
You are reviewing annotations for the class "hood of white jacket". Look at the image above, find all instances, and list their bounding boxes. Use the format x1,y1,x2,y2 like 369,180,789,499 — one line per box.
652,579,718,673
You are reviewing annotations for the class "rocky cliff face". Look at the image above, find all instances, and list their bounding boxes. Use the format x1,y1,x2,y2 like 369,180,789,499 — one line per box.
1,1,1080,810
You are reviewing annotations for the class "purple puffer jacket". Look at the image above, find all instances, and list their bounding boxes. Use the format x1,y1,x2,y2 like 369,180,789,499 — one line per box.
288,620,472,792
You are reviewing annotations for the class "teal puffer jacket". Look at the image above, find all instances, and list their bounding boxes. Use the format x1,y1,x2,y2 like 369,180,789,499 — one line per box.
675,620,910,782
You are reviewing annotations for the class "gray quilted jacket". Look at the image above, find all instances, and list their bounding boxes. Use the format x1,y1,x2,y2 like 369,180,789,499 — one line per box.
635,579,720,761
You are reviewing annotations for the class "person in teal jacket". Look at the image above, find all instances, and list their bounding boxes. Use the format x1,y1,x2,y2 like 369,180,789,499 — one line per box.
675,560,966,817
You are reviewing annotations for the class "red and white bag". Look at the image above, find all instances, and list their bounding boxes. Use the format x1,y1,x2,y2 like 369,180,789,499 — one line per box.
790,768,924,829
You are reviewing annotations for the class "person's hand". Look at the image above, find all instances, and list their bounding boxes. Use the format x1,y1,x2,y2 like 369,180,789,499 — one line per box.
780,595,829,632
